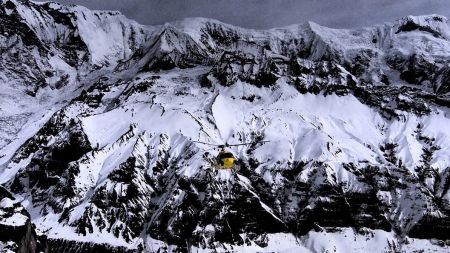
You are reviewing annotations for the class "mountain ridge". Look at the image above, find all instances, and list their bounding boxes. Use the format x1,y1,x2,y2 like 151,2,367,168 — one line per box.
1,0,450,252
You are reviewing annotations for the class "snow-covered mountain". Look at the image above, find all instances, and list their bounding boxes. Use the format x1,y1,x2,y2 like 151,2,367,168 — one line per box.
1,0,450,252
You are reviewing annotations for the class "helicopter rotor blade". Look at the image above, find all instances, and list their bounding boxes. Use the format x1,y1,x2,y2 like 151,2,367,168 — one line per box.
192,140,222,146
193,139,270,147
226,140,270,147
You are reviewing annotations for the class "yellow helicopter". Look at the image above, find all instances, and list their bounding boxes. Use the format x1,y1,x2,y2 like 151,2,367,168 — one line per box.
193,140,269,169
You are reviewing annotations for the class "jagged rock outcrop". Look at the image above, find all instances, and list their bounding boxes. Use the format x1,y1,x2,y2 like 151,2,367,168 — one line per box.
0,186,47,253
47,239,137,253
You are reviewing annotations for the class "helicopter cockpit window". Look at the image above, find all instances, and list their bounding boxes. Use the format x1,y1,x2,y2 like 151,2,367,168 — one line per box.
218,152,234,159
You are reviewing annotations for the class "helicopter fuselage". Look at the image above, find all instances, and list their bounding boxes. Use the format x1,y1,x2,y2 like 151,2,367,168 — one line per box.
216,151,236,169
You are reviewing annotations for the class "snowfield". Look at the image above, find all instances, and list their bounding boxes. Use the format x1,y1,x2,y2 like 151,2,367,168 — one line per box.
1,0,450,252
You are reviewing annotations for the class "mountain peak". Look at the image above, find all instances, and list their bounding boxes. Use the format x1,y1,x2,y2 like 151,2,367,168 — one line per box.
2,1,450,252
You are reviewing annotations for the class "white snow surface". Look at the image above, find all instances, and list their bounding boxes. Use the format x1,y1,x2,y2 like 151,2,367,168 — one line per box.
1,1,450,252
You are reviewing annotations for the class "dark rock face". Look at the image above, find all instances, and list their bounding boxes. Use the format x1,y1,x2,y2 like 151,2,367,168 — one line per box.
0,1,41,47
396,17,444,38
408,214,450,240
2,1,450,252
343,161,450,239
211,51,283,87
147,171,287,249
74,155,153,243
277,162,392,236
387,53,437,86
0,186,48,253
47,239,138,253
290,58,354,96
39,3,89,67
434,67,450,96
11,118,92,212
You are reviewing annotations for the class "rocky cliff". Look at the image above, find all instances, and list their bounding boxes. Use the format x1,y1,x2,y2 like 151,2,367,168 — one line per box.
1,0,450,252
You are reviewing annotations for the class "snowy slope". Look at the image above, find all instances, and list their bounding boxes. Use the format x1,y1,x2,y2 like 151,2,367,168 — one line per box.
0,0,154,151
1,1,450,252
